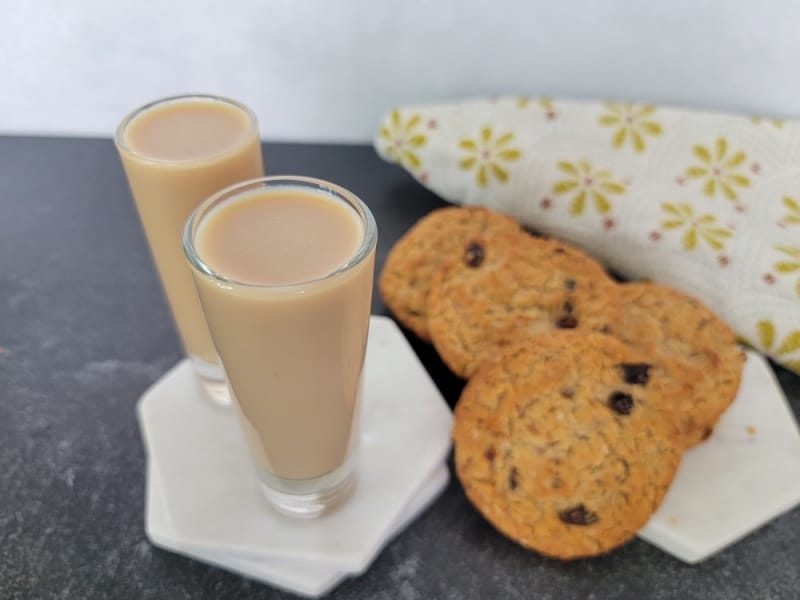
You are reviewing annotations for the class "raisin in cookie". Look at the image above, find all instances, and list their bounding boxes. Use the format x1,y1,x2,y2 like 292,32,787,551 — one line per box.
616,282,745,447
378,206,522,341
428,235,620,378
452,332,683,559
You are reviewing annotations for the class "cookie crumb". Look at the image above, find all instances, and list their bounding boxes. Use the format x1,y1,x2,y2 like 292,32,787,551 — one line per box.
746,426,757,436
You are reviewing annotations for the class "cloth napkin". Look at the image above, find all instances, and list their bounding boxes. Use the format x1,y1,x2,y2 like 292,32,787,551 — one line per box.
374,97,800,374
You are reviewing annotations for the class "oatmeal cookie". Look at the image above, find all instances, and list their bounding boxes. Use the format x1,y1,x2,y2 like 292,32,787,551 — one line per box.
428,235,620,378
453,332,683,559
616,282,745,447
379,206,522,341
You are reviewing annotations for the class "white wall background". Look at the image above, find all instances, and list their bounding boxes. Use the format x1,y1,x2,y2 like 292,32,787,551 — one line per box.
2,0,799,142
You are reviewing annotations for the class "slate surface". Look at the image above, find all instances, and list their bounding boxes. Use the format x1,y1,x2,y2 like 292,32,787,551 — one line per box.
0,137,797,599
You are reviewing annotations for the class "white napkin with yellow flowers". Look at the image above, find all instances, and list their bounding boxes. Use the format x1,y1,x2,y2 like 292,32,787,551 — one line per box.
374,97,800,375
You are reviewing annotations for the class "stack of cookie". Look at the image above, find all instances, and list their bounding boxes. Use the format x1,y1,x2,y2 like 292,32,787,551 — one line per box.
379,206,746,559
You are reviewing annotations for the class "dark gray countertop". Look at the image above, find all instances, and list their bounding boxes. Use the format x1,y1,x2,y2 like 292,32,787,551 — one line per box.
1,136,798,600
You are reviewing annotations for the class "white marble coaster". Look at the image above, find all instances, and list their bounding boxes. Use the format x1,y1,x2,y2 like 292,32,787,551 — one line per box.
638,350,800,563
145,459,449,598
137,315,453,574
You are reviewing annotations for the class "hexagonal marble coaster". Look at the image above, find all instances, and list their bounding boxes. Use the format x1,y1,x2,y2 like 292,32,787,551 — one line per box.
638,350,800,563
145,459,449,598
137,316,452,575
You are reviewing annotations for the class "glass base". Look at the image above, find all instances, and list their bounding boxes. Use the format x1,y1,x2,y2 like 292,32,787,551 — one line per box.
189,354,231,407
257,453,358,519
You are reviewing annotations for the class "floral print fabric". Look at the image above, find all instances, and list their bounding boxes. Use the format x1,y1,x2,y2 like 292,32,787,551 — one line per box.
374,97,800,374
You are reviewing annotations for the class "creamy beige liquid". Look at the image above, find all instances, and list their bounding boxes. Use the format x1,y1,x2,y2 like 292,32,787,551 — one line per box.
192,187,374,480
117,98,263,363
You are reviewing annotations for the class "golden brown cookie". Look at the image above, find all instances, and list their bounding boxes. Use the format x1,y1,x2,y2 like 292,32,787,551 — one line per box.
428,235,621,378
378,206,522,341
453,332,683,560
616,282,745,447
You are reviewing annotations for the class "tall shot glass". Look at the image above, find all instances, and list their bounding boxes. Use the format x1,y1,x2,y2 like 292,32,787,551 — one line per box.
183,176,377,517
115,94,264,405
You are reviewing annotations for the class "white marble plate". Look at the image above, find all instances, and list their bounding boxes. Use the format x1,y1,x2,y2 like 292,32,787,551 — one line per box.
145,458,449,598
137,316,453,574
638,350,800,562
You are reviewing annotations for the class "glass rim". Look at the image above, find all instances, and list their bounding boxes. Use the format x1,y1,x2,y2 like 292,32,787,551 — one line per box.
183,175,378,290
114,93,259,166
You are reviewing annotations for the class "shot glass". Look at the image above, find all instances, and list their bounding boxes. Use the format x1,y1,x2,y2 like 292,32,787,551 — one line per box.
183,176,377,517
115,94,264,405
